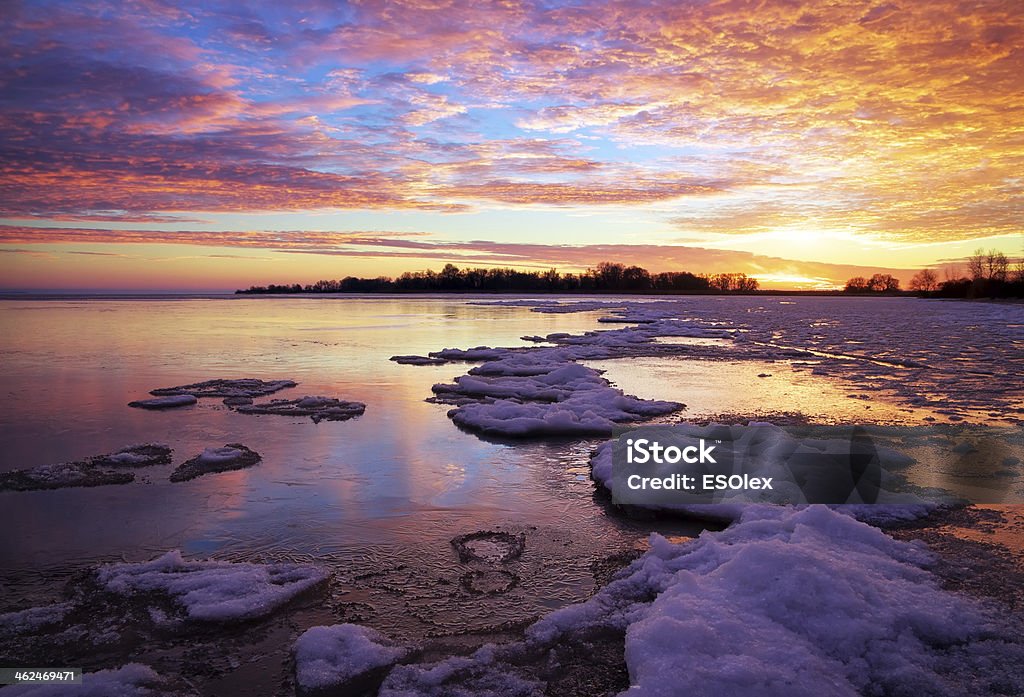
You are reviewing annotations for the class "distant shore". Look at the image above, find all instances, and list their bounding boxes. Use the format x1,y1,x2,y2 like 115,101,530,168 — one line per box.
234,288,903,297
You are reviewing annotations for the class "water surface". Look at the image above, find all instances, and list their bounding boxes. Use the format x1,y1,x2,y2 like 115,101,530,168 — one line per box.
1,294,1021,692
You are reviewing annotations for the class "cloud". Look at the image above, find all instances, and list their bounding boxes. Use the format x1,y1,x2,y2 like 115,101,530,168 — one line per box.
0,0,1021,246
439,179,722,205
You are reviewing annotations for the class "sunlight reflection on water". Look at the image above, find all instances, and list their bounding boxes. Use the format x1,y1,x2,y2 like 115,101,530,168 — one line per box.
0,296,704,637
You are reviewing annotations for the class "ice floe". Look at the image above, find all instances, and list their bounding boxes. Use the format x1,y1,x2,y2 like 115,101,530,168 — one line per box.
491,298,1024,424
0,603,75,637
96,550,329,623
149,378,296,398
235,396,366,423
430,359,682,438
294,624,409,694
169,443,261,482
0,444,172,492
391,355,447,366
127,394,198,410
421,297,1024,444
446,395,681,438
430,346,511,362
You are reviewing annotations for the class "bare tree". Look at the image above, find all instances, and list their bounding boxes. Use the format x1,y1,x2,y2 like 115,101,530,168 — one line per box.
967,248,986,281
909,269,938,292
985,251,1009,282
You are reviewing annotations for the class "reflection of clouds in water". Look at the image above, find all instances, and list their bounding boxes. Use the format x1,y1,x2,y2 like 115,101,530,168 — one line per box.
0,297,650,626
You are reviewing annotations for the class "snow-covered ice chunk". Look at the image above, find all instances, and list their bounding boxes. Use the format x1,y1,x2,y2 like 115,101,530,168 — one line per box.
617,506,1015,697
0,603,74,637
433,361,682,438
236,396,366,423
169,443,261,482
391,355,447,366
294,624,408,693
0,462,133,492
149,378,296,398
0,664,178,697
449,393,681,438
96,550,329,623
381,651,545,697
429,346,513,362
0,444,172,492
91,444,173,468
127,394,197,410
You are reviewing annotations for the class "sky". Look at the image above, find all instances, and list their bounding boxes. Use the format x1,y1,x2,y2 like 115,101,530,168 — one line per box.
1,0,1022,290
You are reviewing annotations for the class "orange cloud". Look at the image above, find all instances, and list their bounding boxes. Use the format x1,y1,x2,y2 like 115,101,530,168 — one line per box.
1,0,1021,268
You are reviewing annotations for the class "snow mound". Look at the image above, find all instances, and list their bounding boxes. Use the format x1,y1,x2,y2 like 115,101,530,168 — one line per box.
127,394,197,410
149,378,296,398
236,396,366,423
0,444,172,492
169,443,262,482
617,506,1018,697
96,550,329,622
294,624,409,693
590,422,936,523
0,664,173,697
380,506,1024,696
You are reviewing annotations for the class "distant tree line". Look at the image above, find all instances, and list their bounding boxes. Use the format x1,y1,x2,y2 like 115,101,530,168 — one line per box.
844,249,1023,299
236,262,761,295
909,249,1023,299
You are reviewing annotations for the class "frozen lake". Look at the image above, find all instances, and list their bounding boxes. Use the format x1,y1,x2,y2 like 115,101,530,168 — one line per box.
0,294,1021,693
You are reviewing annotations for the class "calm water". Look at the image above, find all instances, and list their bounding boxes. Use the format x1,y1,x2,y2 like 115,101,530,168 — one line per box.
1,294,1021,692
0,296,705,642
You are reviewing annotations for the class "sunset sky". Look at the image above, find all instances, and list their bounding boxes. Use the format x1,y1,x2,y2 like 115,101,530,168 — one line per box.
1,0,1022,290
